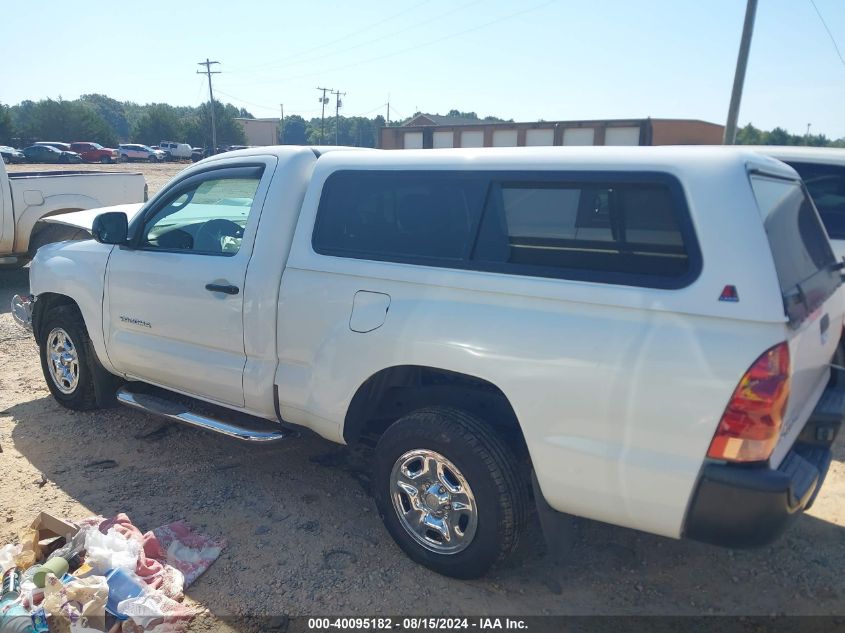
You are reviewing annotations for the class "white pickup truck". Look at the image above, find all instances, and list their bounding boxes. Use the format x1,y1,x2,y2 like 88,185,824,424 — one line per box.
12,146,845,578
0,159,146,267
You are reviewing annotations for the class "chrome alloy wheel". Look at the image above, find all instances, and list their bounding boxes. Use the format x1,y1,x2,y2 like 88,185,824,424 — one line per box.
46,327,80,394
390,449,478,554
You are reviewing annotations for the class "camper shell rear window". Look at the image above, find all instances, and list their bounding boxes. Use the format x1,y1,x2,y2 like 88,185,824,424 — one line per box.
751,173,840,325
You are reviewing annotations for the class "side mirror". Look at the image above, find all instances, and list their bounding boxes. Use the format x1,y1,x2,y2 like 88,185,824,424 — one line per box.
91,211,128,245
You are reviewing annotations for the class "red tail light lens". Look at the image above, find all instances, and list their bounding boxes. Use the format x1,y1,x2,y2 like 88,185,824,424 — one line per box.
707,342,790,463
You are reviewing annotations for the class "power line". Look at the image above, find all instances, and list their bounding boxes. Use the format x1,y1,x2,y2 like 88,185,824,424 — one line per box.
809,0,845,69
228,0,432,74
222,0,552,88
197,59,221,151
227,0,482,79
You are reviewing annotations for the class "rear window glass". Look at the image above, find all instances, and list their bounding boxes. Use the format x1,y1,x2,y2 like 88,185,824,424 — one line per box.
751,175,838,322
473,181,691,279
313,171,487,261
785,161,845,240
312,171,699,289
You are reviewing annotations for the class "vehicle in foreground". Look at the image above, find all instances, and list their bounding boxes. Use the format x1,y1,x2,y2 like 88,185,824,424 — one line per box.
0,158,146,266
119,144,166,163
0,146,25,164
12,146,844,578
69,142,119,164
23,144,83,164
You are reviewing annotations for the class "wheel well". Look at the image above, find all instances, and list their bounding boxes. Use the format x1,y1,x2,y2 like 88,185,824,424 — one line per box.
344,365,528,456
32,293,79,340
29,221,91,256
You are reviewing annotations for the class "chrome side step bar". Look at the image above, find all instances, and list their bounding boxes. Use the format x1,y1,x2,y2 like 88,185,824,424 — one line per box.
116,386,288,443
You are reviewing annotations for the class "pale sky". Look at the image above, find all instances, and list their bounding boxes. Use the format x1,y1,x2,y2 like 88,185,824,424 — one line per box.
3,0,844,138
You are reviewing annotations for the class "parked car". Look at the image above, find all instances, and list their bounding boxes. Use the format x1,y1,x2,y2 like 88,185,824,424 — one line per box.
190,147,211,162
0,146,26,164
69,142,118,164
158,141,192,160
34,141,72,152
13,146,844,578
23,145,83,164
119,144,166,163
0,158,146,268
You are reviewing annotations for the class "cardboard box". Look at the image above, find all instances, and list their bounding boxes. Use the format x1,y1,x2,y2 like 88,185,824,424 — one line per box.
30,512,79,558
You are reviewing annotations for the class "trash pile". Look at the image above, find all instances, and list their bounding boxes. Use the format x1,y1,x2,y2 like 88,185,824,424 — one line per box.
0,512,225,633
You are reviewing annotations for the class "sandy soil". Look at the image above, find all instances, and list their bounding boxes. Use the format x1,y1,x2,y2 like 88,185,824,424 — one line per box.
0,163,843,630
6,161,187,197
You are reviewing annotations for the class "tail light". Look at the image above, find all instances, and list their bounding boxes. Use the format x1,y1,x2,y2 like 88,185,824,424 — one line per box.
707,342,790,463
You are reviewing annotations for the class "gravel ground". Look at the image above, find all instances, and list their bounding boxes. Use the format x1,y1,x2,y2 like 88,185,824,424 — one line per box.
0,162,843,630
6,160,188,196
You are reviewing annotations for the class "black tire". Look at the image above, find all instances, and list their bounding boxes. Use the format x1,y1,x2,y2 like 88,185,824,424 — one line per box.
373,406,528,578
2,155,8,165
99,155,110,164
38,304,118,410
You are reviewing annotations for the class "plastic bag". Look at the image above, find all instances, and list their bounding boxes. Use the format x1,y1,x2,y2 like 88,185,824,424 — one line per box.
42,573,108,633
0,544,21,574
117,593,195,633
85,526,140,575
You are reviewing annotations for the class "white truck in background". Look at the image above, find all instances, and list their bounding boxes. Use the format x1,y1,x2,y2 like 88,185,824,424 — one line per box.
0,159,147,267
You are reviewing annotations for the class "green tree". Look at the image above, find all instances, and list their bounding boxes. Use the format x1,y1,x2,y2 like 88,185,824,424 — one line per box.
14,98,117,146
735,123,763,145
0,104,13,145
281,115,308,145
80,94,130,140
130,104,183,146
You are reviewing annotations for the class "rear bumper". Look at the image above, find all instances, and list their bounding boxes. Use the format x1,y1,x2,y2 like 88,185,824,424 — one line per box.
684,384,843,548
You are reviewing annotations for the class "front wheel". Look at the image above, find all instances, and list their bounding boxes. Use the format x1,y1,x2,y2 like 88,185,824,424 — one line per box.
38,305,115,410
99,156,111,164
373,407,528,578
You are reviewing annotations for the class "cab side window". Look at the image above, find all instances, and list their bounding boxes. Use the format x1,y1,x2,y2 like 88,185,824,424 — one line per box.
140,168,263,255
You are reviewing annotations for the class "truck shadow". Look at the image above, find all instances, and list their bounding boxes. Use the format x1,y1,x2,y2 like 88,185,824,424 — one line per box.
7,395,845,616
0,268,30,314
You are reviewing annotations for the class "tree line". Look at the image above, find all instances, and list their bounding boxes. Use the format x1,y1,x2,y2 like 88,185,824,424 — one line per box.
1,97,842,149
0,94,252,148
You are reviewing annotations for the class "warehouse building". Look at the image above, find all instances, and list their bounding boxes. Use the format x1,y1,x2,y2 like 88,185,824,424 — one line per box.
379,115,724,149
235,117,279,146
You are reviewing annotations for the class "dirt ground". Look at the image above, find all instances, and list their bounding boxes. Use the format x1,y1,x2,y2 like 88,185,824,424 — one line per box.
6,161,187,196
1,162,844,629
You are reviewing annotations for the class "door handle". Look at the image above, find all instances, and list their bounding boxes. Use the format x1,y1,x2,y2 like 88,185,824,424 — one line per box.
205,283,239,295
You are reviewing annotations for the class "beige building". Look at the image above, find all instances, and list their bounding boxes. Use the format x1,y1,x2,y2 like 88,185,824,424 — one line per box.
235,118,279,146
379,115,724,150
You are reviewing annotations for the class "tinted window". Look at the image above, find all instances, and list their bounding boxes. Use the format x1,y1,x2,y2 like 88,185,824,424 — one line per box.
474,181,690,279
313,171,486,261
786,161,845,240
141,169,263,255
751,175,838,323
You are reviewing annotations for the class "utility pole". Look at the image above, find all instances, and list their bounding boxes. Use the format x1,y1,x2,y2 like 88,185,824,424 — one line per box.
280,104,284,144
197,59,221,153
317,87,331,145
386,99,390,127
723,0,758,144
331,89,346,145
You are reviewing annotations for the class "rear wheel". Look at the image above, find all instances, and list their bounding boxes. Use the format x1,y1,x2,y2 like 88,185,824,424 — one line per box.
38,305,117,410
373,406,528,578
